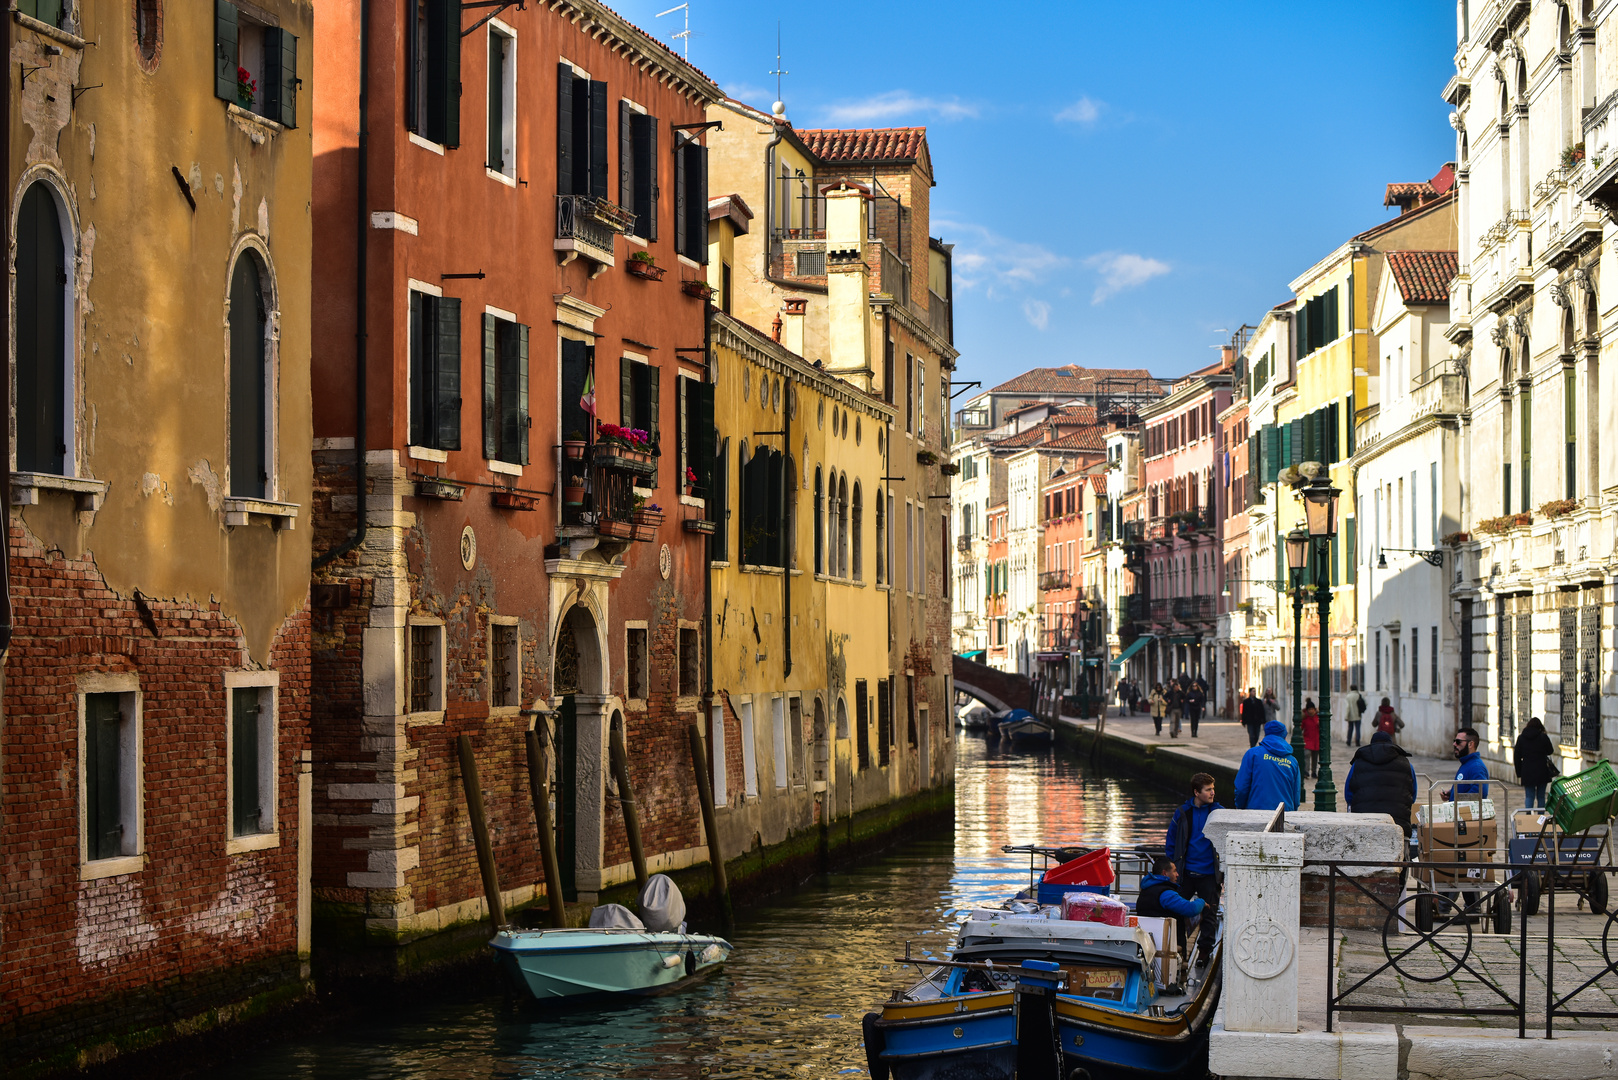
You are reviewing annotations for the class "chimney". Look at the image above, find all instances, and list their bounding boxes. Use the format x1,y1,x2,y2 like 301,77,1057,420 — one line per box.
823,183,872,386
1221,345,1235,370
781,298,807,355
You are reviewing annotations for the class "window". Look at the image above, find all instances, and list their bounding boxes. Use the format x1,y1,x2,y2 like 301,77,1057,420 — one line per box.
883,337,895,405
789,696,805,784
227,675,278,847
886,493,895,587
710,437,730,560
942,513,950,599
772,696,788,790
19,0,65,28
1566,365,1578,499
917,504,925,595
856,679,870,768
813,467,824,573
1411,631,1419,694
906,675,918,745
619,102,659,238
626,627,648,701
709,706,727,804
877,678,891,766
739,700,758,797
679,374,715,501
486,23,515,176
481,312,529,465
408,623,444,714
906,501,914,591
1373,629,1382,693
81,685,141,871
489,619,519,709
673,134,708,260
558,62,608,198
620,356,661,483
215,1,299,128
679,627,699,697
409,289,462,450
743,446,785,567
15,182,69,476
851,481,863,581
136,0,161,65
229,252,270,497
917,359,927,440
1431,626,1440,696
905,353,915,434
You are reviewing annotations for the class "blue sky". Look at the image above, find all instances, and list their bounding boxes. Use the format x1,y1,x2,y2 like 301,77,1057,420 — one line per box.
612,0,1459,386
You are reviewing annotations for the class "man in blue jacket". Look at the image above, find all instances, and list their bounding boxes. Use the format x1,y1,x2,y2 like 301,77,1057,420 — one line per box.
1164,772,1222,965
1442,726,1491,802
1235,719,1304,812
1138,856,1207,972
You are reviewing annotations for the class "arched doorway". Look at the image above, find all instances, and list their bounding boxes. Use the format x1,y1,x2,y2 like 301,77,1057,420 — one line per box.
15,180,69,475
550,602,607,900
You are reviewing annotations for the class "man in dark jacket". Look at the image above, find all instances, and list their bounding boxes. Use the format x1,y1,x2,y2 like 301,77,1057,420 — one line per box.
1344,731,1418,831
1186,681,1207,737
1239,687,1266,747
1137,856,1207,963
1164,772,1222,965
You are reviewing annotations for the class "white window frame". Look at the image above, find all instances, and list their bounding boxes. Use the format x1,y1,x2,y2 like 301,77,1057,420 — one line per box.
485,19,517,185
225,238,285,507
488,615,521,715
917,358,927,440
405,278,446,461
677,619,701,702
225,669,281,854
677,371,705,508
78,673,144,880
406,618,446,720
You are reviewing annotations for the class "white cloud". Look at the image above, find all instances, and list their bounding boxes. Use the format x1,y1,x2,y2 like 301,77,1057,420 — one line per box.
1086,252,1171,304
1056,96,1103,125
821,91,978,124
1023,299,1051,331
723,82,771,105
934,219,1068,294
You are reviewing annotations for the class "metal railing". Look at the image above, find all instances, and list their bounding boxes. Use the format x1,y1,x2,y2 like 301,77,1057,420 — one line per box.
928,290,951,341
555,194,623,264
881,244,911,310
1038,570,1070,591
1172,595,1215,623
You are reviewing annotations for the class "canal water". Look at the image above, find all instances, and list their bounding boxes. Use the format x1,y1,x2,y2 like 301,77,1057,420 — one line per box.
231,730,1181,1079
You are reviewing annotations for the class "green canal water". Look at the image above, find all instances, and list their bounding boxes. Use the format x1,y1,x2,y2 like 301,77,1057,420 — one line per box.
228,731,1181,1079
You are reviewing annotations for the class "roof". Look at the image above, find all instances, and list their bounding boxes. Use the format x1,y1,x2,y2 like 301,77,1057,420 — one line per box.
1353,187,1456,244
1087,475,1108,496
1383,182,1436,207
797,127,926,164
1385,250,1457,305
1042,428,1106,453
985,365,1163,396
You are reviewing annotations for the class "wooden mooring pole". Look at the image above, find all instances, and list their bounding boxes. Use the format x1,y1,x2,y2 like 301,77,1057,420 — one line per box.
524,724,568,928
609,724,649,897
456,733,506,928
686,719,733,934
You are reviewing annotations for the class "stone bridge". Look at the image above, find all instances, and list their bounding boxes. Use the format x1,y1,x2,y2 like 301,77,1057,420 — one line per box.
952,654,1033,713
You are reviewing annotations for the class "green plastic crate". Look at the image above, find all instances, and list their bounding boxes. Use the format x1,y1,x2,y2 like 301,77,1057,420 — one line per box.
1548,759,1618,835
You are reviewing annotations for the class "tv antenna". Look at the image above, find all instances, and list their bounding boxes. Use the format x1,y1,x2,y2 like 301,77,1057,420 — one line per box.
656,2,690,58
769,22,788,104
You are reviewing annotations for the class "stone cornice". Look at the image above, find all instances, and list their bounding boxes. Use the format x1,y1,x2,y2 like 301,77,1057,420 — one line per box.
552,0,724,105
713,314,895,420
873,296,959,365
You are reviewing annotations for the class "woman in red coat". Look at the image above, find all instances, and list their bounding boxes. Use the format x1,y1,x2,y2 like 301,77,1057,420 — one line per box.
1302,698,1321,779
1374,697,1400,737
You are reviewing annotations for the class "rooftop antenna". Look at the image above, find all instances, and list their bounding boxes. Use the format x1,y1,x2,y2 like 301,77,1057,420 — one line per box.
769,22,788,112
655,2,690,59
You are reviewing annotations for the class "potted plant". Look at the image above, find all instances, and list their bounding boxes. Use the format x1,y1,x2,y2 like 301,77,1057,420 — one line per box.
1540,498,1579,519
1563,141,1586,168
562,430,589,460
1442,530,1470,546
597,423,654,465
916,448,941,466
237,67,257,109
627,250,666,281
684,466,699,497
684,517,716,535
598,517,636,539
681,279,715,300
940,461,960,477
562,480,587,506
633,499,663,541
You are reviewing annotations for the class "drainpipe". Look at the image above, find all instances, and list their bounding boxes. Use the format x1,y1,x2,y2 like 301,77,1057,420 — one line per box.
313,0,369,570
703,302,715,703
762,124,784,284
782,370,792,678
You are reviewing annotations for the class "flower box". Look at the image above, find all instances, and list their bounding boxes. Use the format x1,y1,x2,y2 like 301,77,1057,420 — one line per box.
939,461,960,476
681,279,715,300
634,509,665,529
1540,498,1580,519
492,490,539,512
562,439,589,461
591,197,637,232
595,447,655,477
598,519,636,540
562,484,587,506
414,479,465,501
627,260,666,281
633,522,657,542
683,518,716,535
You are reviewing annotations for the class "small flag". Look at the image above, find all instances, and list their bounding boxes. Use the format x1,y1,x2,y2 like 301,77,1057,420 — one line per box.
580,369,596,417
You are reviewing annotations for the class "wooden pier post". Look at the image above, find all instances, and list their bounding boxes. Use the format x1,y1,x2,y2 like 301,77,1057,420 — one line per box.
687,719,733,934
525,724,568,928
456,733,506,929
609,724,649,896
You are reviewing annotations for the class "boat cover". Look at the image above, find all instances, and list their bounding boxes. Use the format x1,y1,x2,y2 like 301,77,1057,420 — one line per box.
961,914,1156,967
587,903,645,929
639,873,686,932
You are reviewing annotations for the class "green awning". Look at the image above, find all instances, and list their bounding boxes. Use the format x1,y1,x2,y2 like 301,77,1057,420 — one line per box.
1109,635,1153,669
959,650,986,661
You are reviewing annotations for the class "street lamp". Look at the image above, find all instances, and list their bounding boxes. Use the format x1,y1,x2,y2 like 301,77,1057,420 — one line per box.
1285,526,1310,766
1302,476,1343,813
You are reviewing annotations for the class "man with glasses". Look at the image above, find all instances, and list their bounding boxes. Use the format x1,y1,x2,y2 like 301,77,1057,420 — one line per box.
1441,726,1490,803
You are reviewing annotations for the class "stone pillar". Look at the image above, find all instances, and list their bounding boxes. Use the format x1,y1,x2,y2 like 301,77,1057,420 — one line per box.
1222,830,1304,1033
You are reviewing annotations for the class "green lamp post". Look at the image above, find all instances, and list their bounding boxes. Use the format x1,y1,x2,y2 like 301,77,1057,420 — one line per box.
1301,475,1343,812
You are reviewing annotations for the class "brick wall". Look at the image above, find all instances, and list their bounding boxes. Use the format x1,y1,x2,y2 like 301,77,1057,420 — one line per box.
1300,870,1404,930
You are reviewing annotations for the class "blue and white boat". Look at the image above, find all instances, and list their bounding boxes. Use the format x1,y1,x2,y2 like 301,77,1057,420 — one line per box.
996,709,1055,746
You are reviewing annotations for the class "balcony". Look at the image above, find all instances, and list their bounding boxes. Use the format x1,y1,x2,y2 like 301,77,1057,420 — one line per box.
1579,89,1618,220
957,534,973,554
928,290,951,342
556,195,631,274
1172,595,1216,624
1354,361,1464,452
880,244,912,311
1149,598,1170,624
1038,570,1071,591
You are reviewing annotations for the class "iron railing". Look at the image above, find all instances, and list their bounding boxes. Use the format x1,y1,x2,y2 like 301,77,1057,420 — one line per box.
555,194,622,263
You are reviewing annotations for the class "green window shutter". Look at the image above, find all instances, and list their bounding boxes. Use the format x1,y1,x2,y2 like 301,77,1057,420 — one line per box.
646,117,659,242
632,112,655,236
589,81,609,199
619,100,635,216
673,136,688,257
1345,517,1356,584
434,297,462,450
215,1,239,102
1330,530,1340,587
694,381,715,494
1295,306,1308,362
409,292,427,446
621,357,635,426
264,28,298,128
644,363,661,486
232,688,261,836
514,323,529,465
1326,401,1339,463
1302,411,1315,462
86,695,124,861
692,144,708,264
1290,421,1302,466
426,0,461,147
482,314,498,458
557,64,575,197
766,449,784,567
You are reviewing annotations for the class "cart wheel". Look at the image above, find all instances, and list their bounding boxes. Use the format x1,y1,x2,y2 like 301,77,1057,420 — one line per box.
1415,893,1436,934
1521,872,1541,918
1589,871,1610,914
1493,890,1512,935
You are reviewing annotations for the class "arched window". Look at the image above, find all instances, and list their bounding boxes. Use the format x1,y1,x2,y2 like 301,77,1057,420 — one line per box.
814,466,824,574
785,454,798,569
737,439,749,559
827,472,840,577
229,251,270,497
875,489,886,584
852,482,863,581
837,474,849,578
16,181,69,475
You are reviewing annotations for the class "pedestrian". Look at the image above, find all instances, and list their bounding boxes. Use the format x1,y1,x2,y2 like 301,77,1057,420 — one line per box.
1164,772,1222,967
1186,680,1207,738
1347,685,1367,746
1235,720,1304,812
1149,683,1167,736
1345,730,1418,831
1513,717,1555,809
1130,681,1143,716
1116,677,1130,717
1136,856,1207,959
1443,726,1490,802
1374,696,1400,737
1262,687,1279,728
1166,681,1184,739
1301,698,1320,778
1240,687,1266,747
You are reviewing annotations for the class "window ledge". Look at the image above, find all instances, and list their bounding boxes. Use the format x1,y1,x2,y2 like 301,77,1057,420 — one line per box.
408,445,449,463
489,705,522,719
625,697,647,711
14,11,85,49
12,471,107,511
679,494,706,508
226,830,280,855
224,497,300,530
487,460,522,476
408,131,446,156
226,103,284,144
406,710,447,727
710,560,731,569
486,167,517,188
80,853,145,881
742,564,786,576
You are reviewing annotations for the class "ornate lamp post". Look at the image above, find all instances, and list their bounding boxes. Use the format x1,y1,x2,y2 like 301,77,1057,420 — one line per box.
1284,526,1310,765
1300,475,1343,812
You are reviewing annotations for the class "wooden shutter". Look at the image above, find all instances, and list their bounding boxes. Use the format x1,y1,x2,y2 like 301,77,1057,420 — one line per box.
1344,517,1356,584
1264,425,1280,484
621,358,634,426
1296,305,1308,361
619,101,635,215
409,291,427,446
557,64,575,197
435,296,462,450
632,114,655,240
646,117,659,242
486,31,504,169
86,695,123,861
215,1,239,101
232,688,261,836
693,381,715,493
1289,421,1302,466
426,0,461,147
642,363,661,442
482,314,499,458
766,450,784,566
513,323,529,465
690,144,708,264
589,81,609,199
264,28,298,128
1326,401,1340,463
673,136,688,256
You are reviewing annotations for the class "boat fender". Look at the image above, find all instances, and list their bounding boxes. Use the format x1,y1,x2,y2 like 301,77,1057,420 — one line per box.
1066,1070,1092,1080
661,953,684,969
685,948,697,977
699,943,725,965
861,1013,890,1080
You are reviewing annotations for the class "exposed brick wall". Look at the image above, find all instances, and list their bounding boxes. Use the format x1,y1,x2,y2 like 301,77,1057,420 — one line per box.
1300,870,1405,930
1,521,311,1068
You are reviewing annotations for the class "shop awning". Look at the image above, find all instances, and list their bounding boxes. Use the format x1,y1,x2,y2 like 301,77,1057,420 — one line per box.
1036,651,1068,663
1109,635,1153,669
959,649,986,662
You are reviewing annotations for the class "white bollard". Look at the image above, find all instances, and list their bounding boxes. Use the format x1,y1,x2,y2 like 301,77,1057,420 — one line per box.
1221,829,1305,1033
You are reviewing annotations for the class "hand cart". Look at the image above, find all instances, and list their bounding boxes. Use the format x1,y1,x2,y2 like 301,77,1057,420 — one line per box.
1410,775,1511,934
1509,759,1618,918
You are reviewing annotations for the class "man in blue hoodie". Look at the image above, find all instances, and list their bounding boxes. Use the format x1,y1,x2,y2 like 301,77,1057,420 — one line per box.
1164,772,1222,965
1137,856,1207,969
1442,726,1491,802
1235,719,1304,812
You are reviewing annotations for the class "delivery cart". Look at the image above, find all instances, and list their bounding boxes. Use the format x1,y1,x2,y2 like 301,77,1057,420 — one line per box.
1509,759,1617,918
1410,776,1510,934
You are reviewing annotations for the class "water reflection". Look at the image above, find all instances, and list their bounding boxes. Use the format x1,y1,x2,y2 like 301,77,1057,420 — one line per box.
229,732,1180,1079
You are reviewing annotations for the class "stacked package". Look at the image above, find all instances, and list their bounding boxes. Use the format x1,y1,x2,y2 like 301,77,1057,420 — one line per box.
1061,892,1129,926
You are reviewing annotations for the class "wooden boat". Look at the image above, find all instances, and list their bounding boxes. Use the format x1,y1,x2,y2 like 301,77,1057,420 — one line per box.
491,926,731,999
1000,714,1055,746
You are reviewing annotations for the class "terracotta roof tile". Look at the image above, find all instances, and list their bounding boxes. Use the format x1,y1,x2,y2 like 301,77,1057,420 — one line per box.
1385,250,1457,305
1043,427,1105,453
1383,181,1437,207
1088,475,1107,496
985,365,1163,396
797,127,927,163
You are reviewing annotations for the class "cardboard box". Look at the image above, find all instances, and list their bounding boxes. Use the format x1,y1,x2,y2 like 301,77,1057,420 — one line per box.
1128,914,1182,986
1420,818,1498,882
